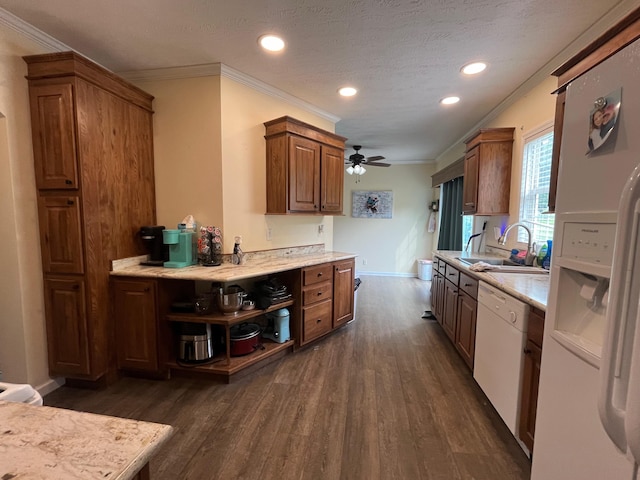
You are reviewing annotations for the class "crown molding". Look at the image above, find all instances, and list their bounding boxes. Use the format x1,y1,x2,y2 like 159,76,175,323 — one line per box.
119,62,340,124
0,7,69,51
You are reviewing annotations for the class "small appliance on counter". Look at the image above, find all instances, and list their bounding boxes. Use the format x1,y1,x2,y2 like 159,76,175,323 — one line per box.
178,322,215,364
229,323,263,356
139,225,168,266
263,308,290,343
163,228,195,268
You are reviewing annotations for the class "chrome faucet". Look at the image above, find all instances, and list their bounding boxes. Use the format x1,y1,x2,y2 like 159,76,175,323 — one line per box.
498,223,536,266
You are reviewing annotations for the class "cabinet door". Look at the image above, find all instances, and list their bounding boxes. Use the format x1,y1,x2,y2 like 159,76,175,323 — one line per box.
43,276,90,376
37,196,84,274
113,279,159,372
433,272,444,324
320,145,344,213
455,290,477,370
442,279,458,342
462,145,479,214
333,259,355,327
519,339,542,451
29,83,79,190
289,136,321,212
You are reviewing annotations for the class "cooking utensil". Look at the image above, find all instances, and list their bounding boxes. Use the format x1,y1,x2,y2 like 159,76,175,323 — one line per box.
217,286,247,315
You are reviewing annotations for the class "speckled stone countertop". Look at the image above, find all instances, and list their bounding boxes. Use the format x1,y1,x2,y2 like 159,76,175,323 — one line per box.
0,401,173,479
433,250,550,311
110,244,357,282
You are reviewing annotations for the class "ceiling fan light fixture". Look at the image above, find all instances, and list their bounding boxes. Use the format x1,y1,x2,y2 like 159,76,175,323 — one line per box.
346,165,354,175
358,166,366,175
259,34,285,52
461,62,487,75
441,96,460,105
338,86,358,97
353,164,362,174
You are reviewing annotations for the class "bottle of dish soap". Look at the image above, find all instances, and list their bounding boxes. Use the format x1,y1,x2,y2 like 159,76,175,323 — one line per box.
542,240,552,269
537,242,548,268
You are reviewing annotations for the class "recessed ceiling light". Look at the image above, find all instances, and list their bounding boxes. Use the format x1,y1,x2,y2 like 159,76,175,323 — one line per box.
259,34,285,52
441,96,460,105
461,62,487,75
338,86,358,97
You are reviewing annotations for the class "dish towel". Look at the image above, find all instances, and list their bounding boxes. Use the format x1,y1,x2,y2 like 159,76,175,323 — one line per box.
427,212,436,233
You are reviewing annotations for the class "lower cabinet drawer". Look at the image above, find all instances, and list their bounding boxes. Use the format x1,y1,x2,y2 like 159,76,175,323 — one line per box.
303,283,333,306
302,299,333,344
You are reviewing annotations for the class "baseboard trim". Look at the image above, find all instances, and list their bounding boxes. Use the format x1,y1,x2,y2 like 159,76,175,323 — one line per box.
356,271,418,278
36,377,65,397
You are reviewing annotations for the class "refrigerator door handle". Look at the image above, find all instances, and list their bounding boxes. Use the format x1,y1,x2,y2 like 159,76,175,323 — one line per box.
599,162,640,456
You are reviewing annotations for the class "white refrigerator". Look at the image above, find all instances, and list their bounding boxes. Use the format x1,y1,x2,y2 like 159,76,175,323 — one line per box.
531,38,640,479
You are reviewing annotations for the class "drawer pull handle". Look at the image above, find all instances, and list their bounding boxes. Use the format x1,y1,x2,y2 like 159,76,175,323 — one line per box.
316,318,322,323
464,283,472,287
67,199,74,205
524,348,532,355
65,179,73,185
465,202,475,206
448,273,456,276
317,272,323,277
317,292,323,296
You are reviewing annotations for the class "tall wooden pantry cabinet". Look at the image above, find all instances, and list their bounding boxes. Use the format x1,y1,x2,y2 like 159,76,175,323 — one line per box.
24,52,157,383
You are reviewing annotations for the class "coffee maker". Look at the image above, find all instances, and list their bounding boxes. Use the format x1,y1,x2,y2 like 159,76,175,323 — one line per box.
139,225,168,266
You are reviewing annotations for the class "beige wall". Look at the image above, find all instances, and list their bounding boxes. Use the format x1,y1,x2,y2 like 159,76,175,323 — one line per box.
433,76,558,253
334,163,436,276
133,73,337,254
0,26,52,387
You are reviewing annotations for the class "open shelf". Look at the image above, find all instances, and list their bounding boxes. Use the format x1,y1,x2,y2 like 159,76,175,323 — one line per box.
168,339,294,376
166,300,294,327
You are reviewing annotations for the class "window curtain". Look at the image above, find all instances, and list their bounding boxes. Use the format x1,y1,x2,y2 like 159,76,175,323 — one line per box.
437,177,464,250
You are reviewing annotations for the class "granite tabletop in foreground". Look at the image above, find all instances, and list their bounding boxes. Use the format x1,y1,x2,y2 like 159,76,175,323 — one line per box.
0,401,173,480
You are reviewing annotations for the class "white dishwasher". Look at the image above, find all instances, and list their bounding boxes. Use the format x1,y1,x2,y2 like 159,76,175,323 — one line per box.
473,281,529,437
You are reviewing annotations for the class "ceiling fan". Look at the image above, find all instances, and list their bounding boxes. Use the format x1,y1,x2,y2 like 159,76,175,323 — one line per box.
345,145,391,177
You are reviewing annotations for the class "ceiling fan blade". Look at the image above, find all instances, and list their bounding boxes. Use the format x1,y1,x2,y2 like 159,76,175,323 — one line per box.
368,162,391,167
366,155,386,162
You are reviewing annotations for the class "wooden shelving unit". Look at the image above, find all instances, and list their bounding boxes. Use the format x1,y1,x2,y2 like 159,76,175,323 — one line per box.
166,300,295,380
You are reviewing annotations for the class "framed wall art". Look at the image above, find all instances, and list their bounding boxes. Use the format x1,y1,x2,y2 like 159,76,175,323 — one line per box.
352,190,393,218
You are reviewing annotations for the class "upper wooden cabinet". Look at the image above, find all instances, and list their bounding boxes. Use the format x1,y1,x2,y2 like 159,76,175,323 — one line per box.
462,128,515,215
264,116,347,215
549,8,640,212
25,51,157,382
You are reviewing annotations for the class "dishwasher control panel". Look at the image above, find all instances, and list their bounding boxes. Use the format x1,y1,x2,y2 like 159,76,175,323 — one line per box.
477,282,529,332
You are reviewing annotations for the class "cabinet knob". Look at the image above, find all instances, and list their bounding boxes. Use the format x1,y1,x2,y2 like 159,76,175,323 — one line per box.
317,292,322,296
464,202,475,207
524,348,532,355
67,199,74,205
317,272,323,277
72,284,80,290
65,179,73,185
316,318,322,323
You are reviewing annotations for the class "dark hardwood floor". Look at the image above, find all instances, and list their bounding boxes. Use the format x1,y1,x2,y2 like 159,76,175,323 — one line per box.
45,276,531,480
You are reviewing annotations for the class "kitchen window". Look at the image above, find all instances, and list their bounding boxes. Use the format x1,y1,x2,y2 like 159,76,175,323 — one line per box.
518,125,555,245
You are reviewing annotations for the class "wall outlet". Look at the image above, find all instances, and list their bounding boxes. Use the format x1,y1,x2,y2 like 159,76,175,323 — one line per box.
266,227,272,241
494,226,502,240
318,224,324,235
362,258,368,265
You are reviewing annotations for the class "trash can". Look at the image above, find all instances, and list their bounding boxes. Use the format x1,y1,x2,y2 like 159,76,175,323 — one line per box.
417,259,433,281
349,277,361,323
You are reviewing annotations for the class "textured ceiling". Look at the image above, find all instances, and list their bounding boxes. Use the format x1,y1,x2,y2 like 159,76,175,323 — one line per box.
0,0,629,164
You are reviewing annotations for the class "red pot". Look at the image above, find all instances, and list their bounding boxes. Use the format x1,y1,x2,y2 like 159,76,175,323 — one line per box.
229,323,262,356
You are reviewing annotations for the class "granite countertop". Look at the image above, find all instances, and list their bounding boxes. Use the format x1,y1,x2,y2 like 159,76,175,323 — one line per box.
110,245,357,282
0,401,173,479
433,250,550,311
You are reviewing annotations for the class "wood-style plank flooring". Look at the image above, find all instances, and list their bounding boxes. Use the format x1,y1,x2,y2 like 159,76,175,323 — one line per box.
44,276,531,479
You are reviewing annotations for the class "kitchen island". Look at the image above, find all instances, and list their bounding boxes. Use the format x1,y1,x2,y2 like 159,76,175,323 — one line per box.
109,245,357,382
0,400,172,479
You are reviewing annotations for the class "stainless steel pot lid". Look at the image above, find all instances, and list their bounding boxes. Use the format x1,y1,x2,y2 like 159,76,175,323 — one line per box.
230,323,261,340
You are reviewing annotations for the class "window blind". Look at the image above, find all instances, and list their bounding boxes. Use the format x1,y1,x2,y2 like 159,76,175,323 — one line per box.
519,128,555,246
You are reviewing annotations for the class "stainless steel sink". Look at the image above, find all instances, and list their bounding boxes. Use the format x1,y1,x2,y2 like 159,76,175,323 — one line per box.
455,257,549,274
